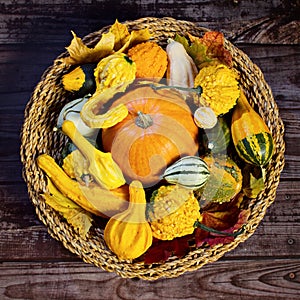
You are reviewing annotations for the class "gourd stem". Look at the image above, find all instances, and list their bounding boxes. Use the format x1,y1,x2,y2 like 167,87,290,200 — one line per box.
135,111,153,129
194,220,245,238
236,91,252,112
150,83,203,96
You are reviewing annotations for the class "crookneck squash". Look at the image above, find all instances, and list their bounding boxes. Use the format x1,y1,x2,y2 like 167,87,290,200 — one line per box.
102,86,199,187
62,120,125,189
231,90,274,166
37,154,129,218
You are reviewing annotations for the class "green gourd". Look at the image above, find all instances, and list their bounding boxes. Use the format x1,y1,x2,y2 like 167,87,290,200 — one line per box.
199,117,231,155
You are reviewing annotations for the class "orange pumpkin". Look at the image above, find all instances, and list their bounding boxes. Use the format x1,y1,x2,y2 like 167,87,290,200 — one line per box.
102,86,199,187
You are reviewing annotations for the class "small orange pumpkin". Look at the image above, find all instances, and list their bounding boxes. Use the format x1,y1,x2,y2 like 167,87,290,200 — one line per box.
127,41,168,80
102,86,199,187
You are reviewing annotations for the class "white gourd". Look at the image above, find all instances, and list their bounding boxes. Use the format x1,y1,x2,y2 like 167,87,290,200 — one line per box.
166,39,198,88
57,95,98,139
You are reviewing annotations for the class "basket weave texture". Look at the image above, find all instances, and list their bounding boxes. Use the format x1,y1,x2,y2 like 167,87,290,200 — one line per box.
20,17,285,280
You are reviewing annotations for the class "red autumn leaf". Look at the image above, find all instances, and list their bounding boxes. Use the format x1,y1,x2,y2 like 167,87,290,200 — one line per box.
195,195,250,248
144,194,249,264
201,31,233,67
201,209,250,247
184,31,232,68
144,235,192,265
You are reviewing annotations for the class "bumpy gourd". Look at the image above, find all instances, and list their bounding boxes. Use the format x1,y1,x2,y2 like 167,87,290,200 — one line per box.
231,90,274,166
104,180,152,260
147,184,202,240
166,39,198,88
62,120,125,189
194,63,240,116
162,156,210,190
127,41,168,80
37,154,128,218
93,52,136,94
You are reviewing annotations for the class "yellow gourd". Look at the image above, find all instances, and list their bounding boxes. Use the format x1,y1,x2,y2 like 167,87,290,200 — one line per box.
147,185,202,240
62,149,91,185
104,180,152,260
194,63,240,116
94,52,136,94
37,154,128,218
62,120,125,189
80,85,129,129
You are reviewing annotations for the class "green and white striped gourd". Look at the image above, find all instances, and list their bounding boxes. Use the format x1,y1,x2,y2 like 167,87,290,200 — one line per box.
162,156,210,190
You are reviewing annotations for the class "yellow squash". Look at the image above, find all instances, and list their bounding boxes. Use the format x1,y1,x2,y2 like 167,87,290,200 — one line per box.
62,120,125,189
104,180,152,260
37,154,128,218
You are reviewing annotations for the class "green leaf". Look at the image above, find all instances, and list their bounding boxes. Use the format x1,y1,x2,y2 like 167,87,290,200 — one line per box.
175,34,211,68
242,164,266,198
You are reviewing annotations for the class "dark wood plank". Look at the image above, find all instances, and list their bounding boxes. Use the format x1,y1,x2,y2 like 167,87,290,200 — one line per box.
0,0,299,45
1,259,299,299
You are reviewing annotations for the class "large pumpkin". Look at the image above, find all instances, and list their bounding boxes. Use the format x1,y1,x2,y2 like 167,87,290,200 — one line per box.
102,86,199,187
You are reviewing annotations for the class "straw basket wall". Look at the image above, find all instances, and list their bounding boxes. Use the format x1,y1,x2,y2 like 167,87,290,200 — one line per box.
20,17,285,280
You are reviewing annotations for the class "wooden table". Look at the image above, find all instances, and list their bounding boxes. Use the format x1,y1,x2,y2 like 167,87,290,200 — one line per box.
1,1,299,299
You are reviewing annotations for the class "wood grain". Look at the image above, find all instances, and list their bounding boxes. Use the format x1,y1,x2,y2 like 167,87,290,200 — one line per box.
1,260,299,299
0,0,299,45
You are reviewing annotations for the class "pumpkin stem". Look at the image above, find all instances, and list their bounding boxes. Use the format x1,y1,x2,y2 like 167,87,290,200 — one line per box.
135,111,153,129
150,83,203,96
194,220,246,238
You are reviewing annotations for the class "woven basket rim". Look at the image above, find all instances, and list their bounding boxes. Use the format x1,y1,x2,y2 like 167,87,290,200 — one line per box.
20,16,285,280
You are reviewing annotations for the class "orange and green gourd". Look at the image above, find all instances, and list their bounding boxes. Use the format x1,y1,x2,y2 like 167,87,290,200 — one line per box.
231,91,274,166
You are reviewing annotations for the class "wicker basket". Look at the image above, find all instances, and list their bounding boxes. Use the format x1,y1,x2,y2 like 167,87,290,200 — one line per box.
20,17,285,280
